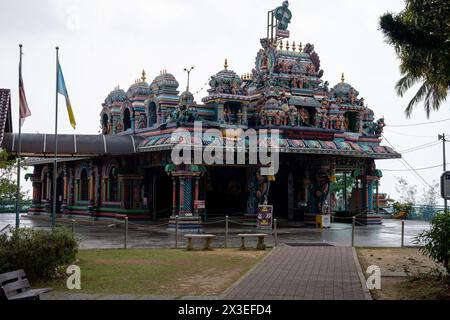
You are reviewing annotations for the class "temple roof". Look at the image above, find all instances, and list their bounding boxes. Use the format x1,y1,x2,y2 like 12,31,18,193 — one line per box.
2,133,144,157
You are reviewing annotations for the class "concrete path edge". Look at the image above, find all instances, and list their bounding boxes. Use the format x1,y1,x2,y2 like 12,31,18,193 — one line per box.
352,247,372,300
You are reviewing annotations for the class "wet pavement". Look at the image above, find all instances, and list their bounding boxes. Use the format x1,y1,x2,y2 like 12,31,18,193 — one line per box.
0,213,430,249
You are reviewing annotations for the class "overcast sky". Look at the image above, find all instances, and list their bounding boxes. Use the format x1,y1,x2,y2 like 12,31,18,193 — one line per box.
1,0,449,203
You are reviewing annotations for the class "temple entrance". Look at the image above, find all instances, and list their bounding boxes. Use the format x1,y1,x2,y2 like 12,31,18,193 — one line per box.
269,170,288,219
123,108,131,131
153,168,172,219
206,167,248,216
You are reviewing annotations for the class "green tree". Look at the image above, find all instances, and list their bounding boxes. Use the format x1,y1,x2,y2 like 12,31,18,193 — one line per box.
379,0,450,118
0,150,28,202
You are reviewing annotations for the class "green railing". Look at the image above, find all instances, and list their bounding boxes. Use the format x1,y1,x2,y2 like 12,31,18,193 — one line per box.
0,201,32,213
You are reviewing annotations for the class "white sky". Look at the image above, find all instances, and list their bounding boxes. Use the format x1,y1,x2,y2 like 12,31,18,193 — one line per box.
0,0,449,203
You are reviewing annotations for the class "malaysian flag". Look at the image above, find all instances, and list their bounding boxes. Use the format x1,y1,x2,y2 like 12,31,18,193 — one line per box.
19,46,31,126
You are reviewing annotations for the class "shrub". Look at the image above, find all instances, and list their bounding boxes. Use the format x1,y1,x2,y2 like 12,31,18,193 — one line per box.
393,201,413,215
414,212,450,274
0,227,78,281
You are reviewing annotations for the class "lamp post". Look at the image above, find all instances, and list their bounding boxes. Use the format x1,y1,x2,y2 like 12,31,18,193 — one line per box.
439,133,448,213
183,66,195,92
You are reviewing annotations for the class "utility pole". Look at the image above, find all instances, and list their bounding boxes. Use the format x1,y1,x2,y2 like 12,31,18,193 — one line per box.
439,133,448,212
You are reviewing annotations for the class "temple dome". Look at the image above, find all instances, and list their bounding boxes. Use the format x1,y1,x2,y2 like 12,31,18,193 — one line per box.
105,87,127,105
262,97,283,111
150,71,179,92
180,90,195,105
332,73,359,98
127,70,152,98
208,59,243,94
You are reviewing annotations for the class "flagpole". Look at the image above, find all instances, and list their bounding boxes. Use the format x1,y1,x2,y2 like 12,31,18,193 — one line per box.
15,44,24,230
52,47,59,229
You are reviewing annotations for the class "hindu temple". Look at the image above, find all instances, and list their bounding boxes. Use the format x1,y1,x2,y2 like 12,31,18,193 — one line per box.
1,1,401,229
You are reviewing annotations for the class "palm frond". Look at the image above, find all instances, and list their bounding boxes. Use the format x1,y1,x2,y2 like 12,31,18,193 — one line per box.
396,73,420,97
405,83,428,118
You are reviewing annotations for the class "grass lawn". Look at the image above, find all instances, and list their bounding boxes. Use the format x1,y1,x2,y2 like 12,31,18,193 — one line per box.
36,248,267,297
357,248,450,300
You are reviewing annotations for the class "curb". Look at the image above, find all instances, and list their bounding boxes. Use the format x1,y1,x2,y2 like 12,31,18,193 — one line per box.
220,247,277,299
352,247,373,301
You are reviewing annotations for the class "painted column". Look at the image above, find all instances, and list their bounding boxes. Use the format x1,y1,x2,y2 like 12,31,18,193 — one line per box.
179,178,185,215
354,180,360,212
183,177,193,216
376,180,380,214
88,167,95,214
217,103,225,123
194,177,200,214
368,180,374,213
62,168,68,214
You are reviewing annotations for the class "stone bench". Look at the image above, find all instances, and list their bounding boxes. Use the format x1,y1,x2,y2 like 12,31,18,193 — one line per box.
185,234,216,251
237,234,268,250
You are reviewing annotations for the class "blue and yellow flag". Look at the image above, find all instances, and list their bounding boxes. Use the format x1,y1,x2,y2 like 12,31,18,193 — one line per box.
57,62,76,129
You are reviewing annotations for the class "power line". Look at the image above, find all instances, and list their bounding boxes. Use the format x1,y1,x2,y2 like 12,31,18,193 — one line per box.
379,163,450,172
384,128,446,138
387,118,450,127
382,134,437,192
399,141,441,153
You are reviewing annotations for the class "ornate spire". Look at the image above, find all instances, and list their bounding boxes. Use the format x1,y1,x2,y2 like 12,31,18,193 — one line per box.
292,41,296,51
279,40,284,51
224,59,228,70
341,72,345,83
298,42,303,52
141,70,146,82
286,40,290,51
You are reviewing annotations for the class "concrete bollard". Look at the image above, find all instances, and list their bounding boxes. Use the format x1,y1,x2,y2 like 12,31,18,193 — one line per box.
274,219,278,247
351,216,356,247
225,216,229,248
175,215,179,249
401,220,405,248
124,217,128,249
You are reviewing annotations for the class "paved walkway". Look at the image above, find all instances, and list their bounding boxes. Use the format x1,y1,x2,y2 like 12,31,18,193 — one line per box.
224,246,370,300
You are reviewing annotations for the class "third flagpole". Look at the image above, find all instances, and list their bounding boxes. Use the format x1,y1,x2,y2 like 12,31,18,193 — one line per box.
52,47,59,229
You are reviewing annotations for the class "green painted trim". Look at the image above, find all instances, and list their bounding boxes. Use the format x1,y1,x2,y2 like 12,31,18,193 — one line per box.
97,207,148,214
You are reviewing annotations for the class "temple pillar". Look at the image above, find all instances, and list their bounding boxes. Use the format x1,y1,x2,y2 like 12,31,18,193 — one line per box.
88,166,95,215
62,167,69,214
166,164,206,232
193,177,200,214
217,103,225,123
29,174,44,215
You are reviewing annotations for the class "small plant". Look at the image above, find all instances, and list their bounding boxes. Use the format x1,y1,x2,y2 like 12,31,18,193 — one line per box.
0,227,78,281
392,201,413,217
414,212,450,275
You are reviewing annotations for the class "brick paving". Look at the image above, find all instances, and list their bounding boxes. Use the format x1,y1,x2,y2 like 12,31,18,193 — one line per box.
224,246,369,300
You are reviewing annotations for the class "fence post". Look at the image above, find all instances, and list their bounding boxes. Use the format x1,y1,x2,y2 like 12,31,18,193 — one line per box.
401,220,405,248
175,215,179,249
274,218,278,247
351,216,355,247
124,217,128,249
225,216,229,248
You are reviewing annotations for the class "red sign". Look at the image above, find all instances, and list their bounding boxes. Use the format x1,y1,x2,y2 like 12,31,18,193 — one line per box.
284,129,335,141
194,200,205,210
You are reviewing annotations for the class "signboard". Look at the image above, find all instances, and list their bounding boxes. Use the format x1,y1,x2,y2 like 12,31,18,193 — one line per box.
441,172,450,200
257,205,273,230
194,200,206,210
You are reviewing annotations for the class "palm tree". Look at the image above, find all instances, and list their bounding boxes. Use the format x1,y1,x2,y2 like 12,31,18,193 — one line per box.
379,0,450,118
